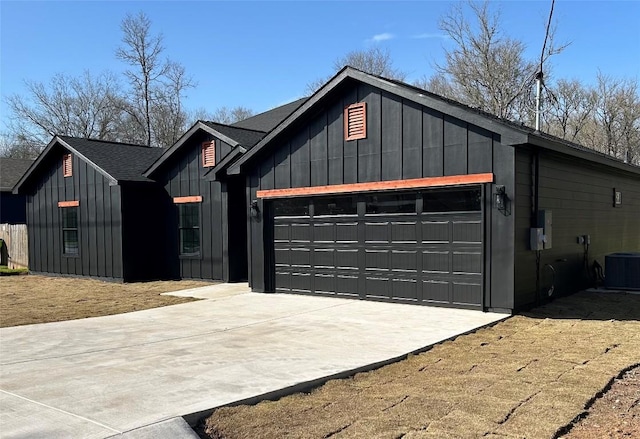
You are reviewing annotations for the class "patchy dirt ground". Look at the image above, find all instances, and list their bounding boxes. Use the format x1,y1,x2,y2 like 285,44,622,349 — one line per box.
0,274,211,327
559,366,639,439
201,292,640,439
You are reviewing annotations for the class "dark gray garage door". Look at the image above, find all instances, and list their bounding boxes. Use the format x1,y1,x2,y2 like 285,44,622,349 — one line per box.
271,188,484,308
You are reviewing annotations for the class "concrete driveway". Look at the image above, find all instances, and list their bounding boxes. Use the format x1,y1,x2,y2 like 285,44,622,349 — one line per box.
0,284,506,438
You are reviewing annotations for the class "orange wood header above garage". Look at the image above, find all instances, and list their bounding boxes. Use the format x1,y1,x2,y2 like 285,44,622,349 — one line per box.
257,173,494,199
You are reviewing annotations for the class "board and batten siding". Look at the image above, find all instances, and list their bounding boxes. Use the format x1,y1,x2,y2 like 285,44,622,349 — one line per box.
247,82,517,309
514,148,640,308
26,152,124,279
160,131,233,281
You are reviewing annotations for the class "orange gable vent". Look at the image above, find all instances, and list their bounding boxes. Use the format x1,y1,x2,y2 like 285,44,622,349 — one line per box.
344,102,367,141
202,141,215,167
63,154,73,177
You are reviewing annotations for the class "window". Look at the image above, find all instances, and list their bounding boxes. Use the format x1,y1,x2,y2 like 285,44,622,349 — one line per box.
273,198,309,217
344,102,367,141
202,141,215,167
63,154,72,177
313,196,357,216
62,206,79,255
366,193,416,215
179,203,200,255
422,188,482,213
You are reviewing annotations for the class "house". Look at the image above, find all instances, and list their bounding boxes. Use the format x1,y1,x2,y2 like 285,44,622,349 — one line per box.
13,136,167,282
143,99,306,282
13,99,306,282
0,158,33,224
228,67,640,313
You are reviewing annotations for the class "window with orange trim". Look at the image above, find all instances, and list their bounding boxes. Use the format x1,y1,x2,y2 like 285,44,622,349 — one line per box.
344,102,367,141
63,154,73,177
202,141,215,167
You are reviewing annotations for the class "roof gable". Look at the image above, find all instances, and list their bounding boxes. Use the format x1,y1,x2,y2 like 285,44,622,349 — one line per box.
14,136,162,194
228,67,639,176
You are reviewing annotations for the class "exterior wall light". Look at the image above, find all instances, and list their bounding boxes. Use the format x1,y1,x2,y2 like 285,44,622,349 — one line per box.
494,185,509,215
250,200,261,218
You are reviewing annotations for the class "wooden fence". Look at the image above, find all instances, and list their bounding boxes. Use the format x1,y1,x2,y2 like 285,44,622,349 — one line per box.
0,224,28,268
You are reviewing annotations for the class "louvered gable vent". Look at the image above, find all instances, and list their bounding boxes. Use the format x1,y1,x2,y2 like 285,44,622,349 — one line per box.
63,153,73,177
202,141,215,167
344,102,367,141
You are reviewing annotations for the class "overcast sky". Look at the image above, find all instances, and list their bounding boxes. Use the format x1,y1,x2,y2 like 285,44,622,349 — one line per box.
2,0,639,129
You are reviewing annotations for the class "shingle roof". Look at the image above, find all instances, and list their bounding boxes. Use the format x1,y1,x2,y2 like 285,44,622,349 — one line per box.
200,122,266,148
0,158,34,191
59,136,164,183
232,97,308,132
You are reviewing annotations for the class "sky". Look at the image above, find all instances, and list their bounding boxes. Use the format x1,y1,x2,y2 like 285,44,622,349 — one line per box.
1,0,639,130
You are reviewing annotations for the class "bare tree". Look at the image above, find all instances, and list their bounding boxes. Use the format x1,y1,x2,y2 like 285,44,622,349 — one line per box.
209,106,255,125
5,71,123,150
116,12,194,147
543,79,596,142
306,47,407,94
426,0,565,121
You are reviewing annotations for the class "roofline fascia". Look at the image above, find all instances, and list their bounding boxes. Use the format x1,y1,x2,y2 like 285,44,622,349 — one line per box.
144,121,240,178
228,67,530,175
524,133,640,175
13,136,118,194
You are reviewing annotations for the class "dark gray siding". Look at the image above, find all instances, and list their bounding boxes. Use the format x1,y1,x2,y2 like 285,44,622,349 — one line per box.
26,151,124,279
514,147,640,309
158,130,245,282
247,83,516,304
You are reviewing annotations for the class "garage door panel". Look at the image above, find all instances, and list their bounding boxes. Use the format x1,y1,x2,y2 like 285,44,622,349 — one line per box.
275,271,291,292
422,280,450,303
336,249,359,270
365,277,390,298
365,249,390,271
336,222,358,243
422,221,450,242
391,250,417,273
291,224,311,242
290,248,310,268
313,248,335,268
290,272,311,292
314,273,335,294
423,251,450,273
365,222,389,243
452,282,482,306
313,223,335,242
274,247,291,267
453,220,482,243
392,279,418,301
274,224,290,241
452,251,482,274
391,221,418,243
336,275,359,297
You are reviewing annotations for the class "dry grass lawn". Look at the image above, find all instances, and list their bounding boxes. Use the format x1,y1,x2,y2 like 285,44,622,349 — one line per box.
0,274,212,327
202,292,640,439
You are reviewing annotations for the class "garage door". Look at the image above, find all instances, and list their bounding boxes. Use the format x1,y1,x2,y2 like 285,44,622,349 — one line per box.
271,187,484,308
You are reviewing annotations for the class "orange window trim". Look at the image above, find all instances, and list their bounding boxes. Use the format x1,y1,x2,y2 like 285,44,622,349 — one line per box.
202,141,215,167
63,154,73,177
173,195,203,204
344,102,367,141
58,200,79,207
257,173,494,199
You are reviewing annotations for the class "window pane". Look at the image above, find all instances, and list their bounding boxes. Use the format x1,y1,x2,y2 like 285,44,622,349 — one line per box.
179,204,200,228
63,230,78,254
273,198,309,217
63,207,78,228
180,228,200,254
422,188,482,212
314,196,357,216
365,193,416,214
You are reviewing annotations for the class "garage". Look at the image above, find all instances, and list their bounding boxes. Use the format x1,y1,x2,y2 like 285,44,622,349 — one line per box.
270,187,484,308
